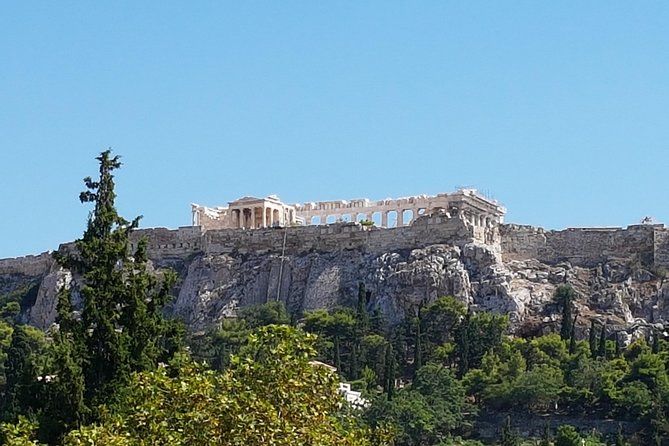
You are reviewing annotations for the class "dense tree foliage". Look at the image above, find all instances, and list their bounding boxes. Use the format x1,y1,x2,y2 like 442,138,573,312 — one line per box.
61,325,380,445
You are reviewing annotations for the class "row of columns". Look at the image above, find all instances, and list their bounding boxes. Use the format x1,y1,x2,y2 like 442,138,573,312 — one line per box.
230,206,292,229
308,209,497,229
311,208,426,228
463,212,496,228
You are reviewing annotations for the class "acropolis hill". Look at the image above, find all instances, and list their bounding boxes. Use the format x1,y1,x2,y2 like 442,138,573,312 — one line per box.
2,189,669,342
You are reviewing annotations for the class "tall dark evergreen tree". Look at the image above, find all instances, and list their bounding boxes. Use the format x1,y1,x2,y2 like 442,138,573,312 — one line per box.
539,422,551,446
356,282,369,332
652,331,660,354
556,285,576,341
457,310,471,377
333,335,342,373
384,343,395,401
568,314,578,354
616,424,626,446
50,150,181,429
598,322,607,359
2,325,43,421
413,309,423,377
500,415,520,446
589,319,598,357
349,343,359,380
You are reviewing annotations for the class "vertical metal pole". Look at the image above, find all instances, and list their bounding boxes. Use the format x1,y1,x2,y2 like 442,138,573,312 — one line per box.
276,226,288,301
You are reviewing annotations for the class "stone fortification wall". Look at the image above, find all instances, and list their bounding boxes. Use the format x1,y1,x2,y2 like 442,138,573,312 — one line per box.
204,215,471,257
654,228,669,270
132,215,473,260
0,252,54,277
499,225,548,261
3,220,666,279
501,224,663,268
3,220,667,290
0,216,473,279
130,226,204,258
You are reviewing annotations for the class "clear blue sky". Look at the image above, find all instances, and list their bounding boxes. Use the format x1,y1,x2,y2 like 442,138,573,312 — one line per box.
1,2,668,258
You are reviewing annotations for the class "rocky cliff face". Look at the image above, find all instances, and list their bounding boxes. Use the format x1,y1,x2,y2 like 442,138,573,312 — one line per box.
3,218,669,340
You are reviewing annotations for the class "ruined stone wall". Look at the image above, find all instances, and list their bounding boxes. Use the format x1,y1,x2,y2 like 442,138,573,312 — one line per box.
654,227,669,270
130,226,204,259
0,252,54,277
501,224,661,268
129,215,473,261
203,215,472,257
499,224,547,261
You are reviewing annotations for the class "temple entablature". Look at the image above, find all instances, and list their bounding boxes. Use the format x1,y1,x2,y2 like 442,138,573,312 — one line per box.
191,189,505,244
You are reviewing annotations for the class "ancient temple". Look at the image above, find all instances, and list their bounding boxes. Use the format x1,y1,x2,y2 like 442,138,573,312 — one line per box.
191,189,505,234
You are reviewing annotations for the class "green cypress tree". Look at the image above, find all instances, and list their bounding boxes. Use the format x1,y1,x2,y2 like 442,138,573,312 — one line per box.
458,310,471,377
568,314,578,354
589,319,598,357
356,282,369,332
652,331,660,354
500,415,520,446
52,150,181,423
598,322,607,359
557,285,576,341
41,329,86,439
539,421,551,446
383,343,395,401
349,343,359,380
333,335,342,374
615,424,626,446
413,310,423,377
2,326,42,420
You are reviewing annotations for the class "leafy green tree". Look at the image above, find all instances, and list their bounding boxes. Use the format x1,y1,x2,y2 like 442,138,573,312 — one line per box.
190,302,292,371
422,296,466,361
0,416,41,446
526,333,569,369
461,311,508,372
41,328,86,439
359,334,388,387
63,325,379,446
0,321,13,392
555,424,581,446
368,363,468,446
238,301,290,328
303,308,357,377
2,325,46,421
1,302,20,323
203,319,249,370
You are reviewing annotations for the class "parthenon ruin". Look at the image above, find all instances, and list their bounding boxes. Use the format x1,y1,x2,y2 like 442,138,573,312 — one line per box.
191,189,506,241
